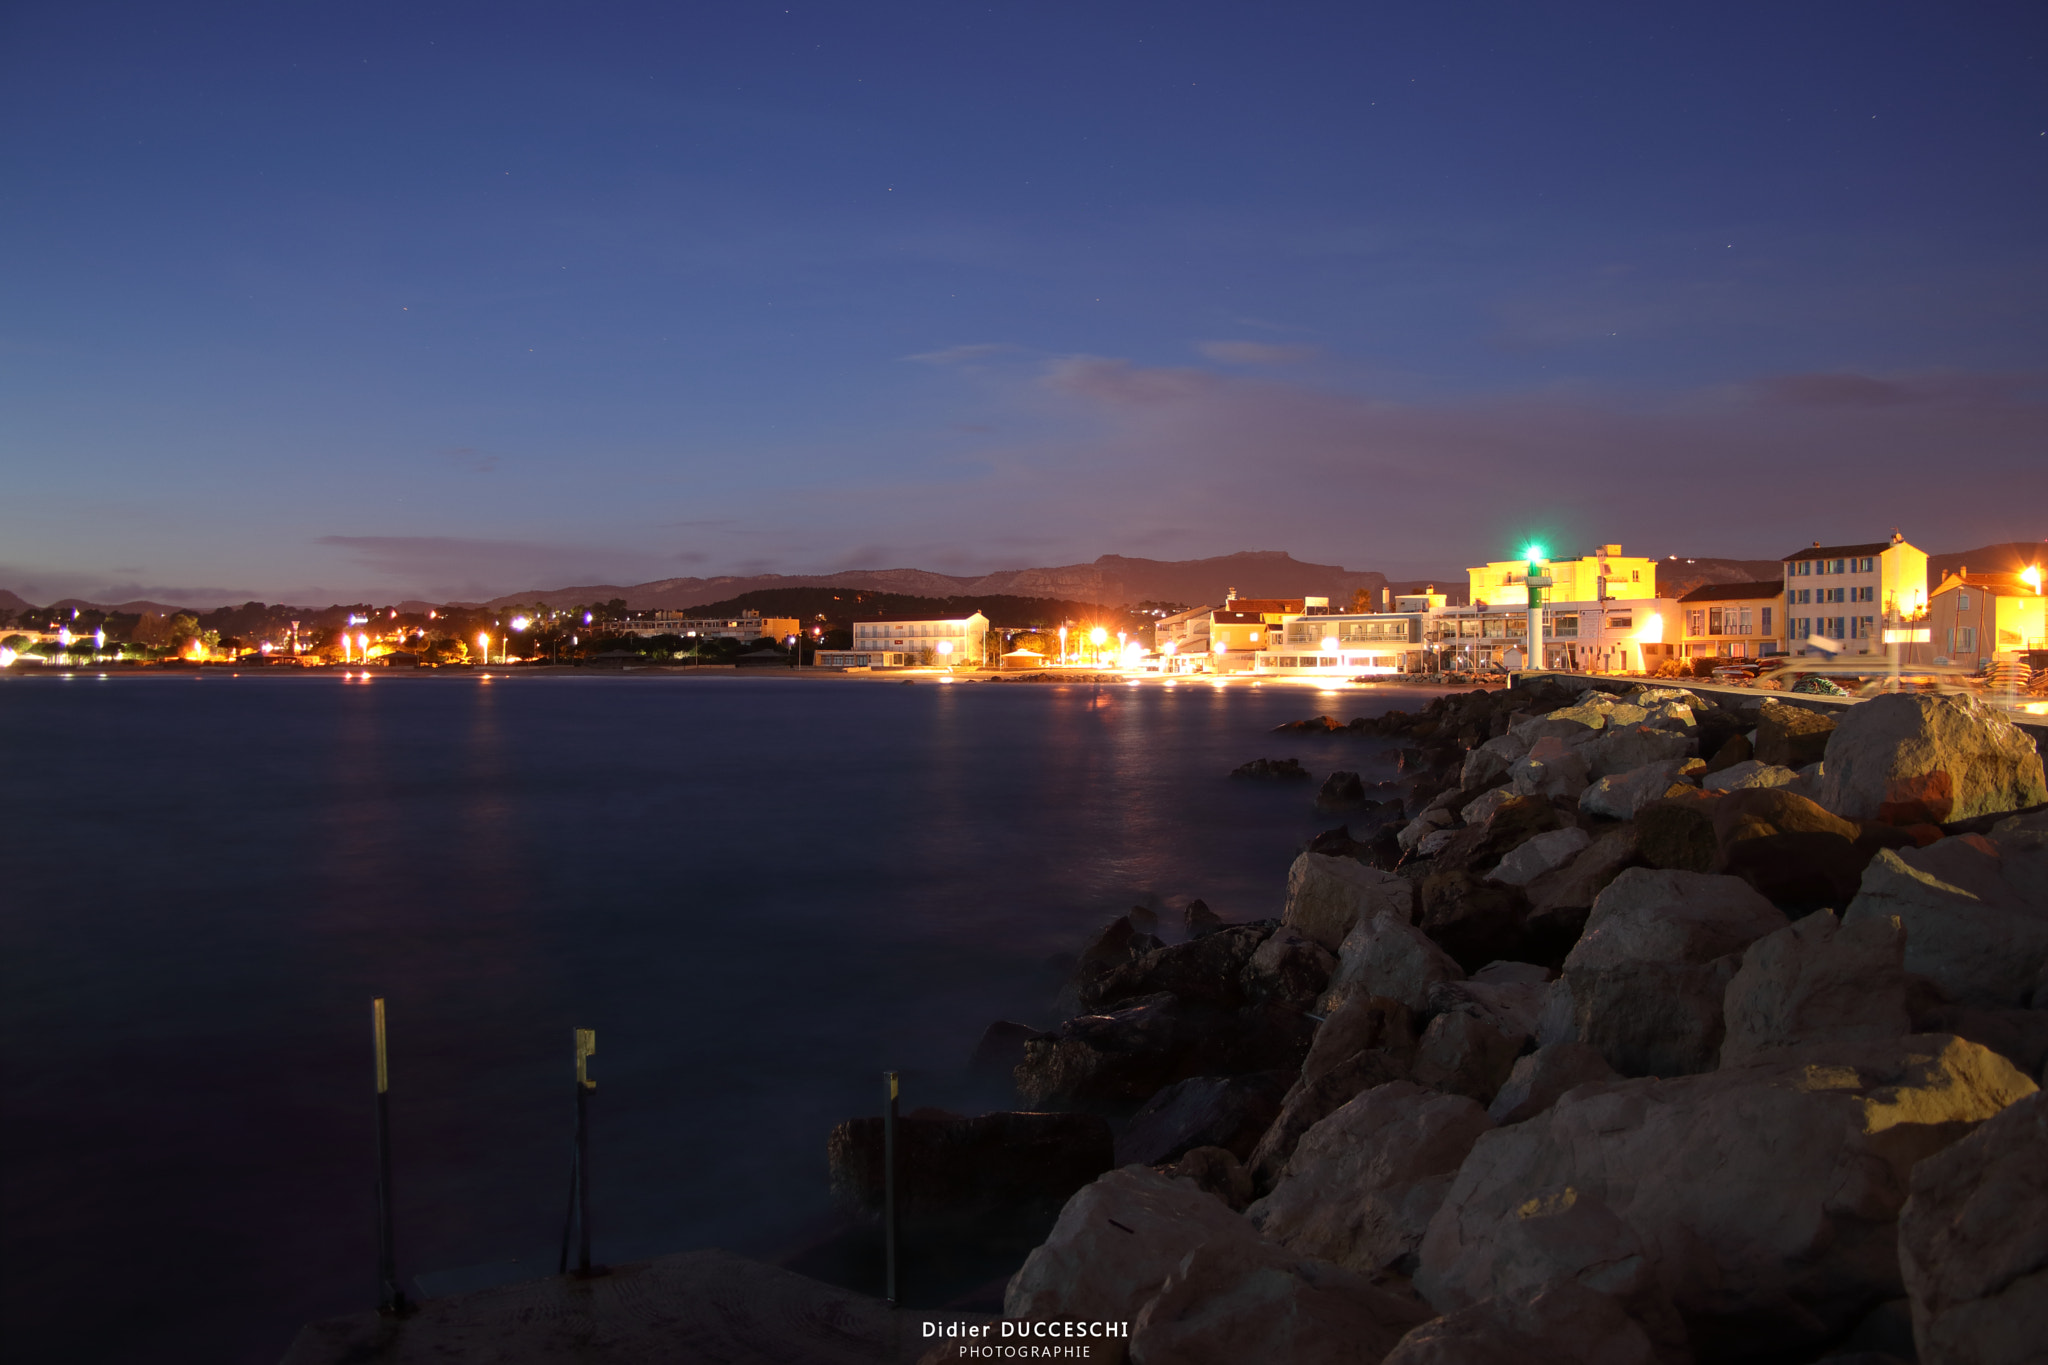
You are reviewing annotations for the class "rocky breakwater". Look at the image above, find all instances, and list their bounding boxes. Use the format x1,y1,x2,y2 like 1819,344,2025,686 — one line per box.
920,680,2047,1364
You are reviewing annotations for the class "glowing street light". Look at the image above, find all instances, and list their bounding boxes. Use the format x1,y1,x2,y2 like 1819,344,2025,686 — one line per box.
477,632,491,663
1321,634,1340,669
1058,625,1068,664
511,615,531,632
936,639,953,670
2024,565,2043,595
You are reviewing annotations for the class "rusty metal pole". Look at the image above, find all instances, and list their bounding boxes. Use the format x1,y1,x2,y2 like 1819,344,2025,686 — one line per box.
883,1070,900,1306
371,999,410,1314
559,1028,597,1275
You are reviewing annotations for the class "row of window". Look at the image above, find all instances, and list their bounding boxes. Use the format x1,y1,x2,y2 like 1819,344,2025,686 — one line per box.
1685,606,1774,637
1788,556,1879,577
853,623,975,638
1789,586,1874,605
1790,616,1877,641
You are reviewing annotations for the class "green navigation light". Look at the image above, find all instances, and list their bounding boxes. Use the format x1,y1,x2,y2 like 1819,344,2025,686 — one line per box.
1524,543,1546,562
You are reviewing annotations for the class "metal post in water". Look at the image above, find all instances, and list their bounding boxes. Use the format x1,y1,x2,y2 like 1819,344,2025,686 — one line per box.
559,1028,597,1275
883,1069,900,1306
371,998,411,1314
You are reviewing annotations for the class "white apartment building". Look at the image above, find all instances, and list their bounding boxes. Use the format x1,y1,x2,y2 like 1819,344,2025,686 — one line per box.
849,612,990,666
1779,535,1928,658
1256,597,1679,675
614,610,801,641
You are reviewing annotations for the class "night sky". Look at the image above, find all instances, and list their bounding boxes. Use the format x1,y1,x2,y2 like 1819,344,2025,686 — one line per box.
4,2,2045,604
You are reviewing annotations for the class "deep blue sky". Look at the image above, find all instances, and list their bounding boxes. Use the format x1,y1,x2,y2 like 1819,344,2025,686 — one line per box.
4,2,2045,604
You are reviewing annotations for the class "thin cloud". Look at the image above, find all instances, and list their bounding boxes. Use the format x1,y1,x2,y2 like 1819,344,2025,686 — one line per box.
1198,340,1319,366
904,343,1020,366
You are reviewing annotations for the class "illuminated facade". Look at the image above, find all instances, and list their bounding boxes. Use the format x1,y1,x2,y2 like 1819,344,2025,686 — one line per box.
850,612,990,665
1678,581,1784,659
1779,535,1927,657
1466,544,1656,610
616,610,802,641
1925,567,2047,668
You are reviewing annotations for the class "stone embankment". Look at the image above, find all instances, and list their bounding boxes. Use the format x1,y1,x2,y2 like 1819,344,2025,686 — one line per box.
845,679,2047,1365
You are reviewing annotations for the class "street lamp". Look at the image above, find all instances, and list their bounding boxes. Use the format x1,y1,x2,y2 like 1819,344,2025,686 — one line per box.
1089,626,1107,664
936,638,952,671
1058,625,1068,665
1522,544,1552,673
1322,635,1340,671
477,632,490,665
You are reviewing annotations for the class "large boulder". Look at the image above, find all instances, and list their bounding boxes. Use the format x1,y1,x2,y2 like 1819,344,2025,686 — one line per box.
1064,914,1165,1013
1245,1049,1411,1196
1842,830,2048,1008
1408,1183,1687,1362
1284,852,1418,952
1701,759,1799,793
1918,1005,2048,1082
1584,725,1695,781
1129,1234,1433,1365
1711,787,1875,912
1383,1278,1664,1365
1461,734,1527,789
1247,1081,1492,1275
828,1109,1113,1226
1314,769,1368,811
1523,826,1642,958
1508,737,1591,801
1239,924,1335,1013
1898,1090,2048,1365
1718,911,1911,1065
1486,1042,1621,1125
1634,794,1722,872
1417,872,1533,974
1094,924,1272,1011
1430,794,1569,877
1115,1072,1289,1166
1755,699,1836,769
1420,1035,2038,1361
1489,827,1592,887
1543,869,1788,1077
1580,759,1693,821
1409,1007,1527,1104
1004,1165,1260,1324
1321,909,1466,1013
1817,692,2047,824
1016,994,1310,1108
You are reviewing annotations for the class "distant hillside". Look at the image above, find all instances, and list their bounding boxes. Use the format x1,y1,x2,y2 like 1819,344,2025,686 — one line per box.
1927,541,2045,582
670,588,1149,631
1651,558,1785,598
483,551,1391,612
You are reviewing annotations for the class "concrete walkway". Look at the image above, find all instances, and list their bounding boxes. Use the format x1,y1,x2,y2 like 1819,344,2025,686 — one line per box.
280,1250,981,1365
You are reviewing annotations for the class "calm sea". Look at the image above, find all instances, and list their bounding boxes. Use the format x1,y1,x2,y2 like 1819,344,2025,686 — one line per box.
0,670,1423,1363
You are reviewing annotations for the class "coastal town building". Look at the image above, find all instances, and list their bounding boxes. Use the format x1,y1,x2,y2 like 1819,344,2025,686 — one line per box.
849,611,990,666
1151,602,1216,661
1206,592,1326,672
1779,535,1928,658
1253,590,1678,676
1466,545,1656,610
1925,566,2046,670
1678,581,1784,660
615,609,801,641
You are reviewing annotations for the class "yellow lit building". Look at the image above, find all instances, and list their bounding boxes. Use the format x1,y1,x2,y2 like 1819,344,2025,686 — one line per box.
1925,566,2046,669
1779,535,1928,658
1466,544,1656,609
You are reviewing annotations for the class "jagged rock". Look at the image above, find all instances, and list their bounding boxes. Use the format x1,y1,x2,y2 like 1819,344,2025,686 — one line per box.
1580,759,1693,821
1415,828,1457,857
1843,832,2048,1008
1509,737,1591,800
1511,714,1600,746
1755,699,1836,769
1710,787,1874,911
1461,735,1527,789
1545,701,1616,731
1246,1049,1412,1195
1164,1145,1252,1211
1918,1005,2048,1081
970,1020,1049,1079
1486,1042,1621,1124
1524,827,1642,956
1418,871,1533,974
1410,1008,1526,1104
1432,794,1570,875
1016,993,1307,1108
1065,914,1166,1013
1898,1090,2048,1365
1702,732,1754,774
1634,794,1721,871
1093,924,1272,1011
1701,758,1799,792
1419,1035,2039,1361
1460,785,1514,826
1398,807,1457,852
1116,1072,1289,1165
1231,755,1312,780
1129,1233,1434,1365
1489,827,1592,886
1283,852,1418,952
1183,898,1223,935
1315,769,1368,811
1544,868,1787,1077
1004,1166,1263,1324
1248,1081,1492,1275
1718,911,1911,1065
1427,973,1550,1040
1383,1278,1663,1365
1408,1183,1687,1363
1302,993,1419,1082
1322,909,1466,1013
1584,725,1695,780
1241,925,1336,1011
828,1110,1112,1225
1276,713,1347,733
1818,692,2048,824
